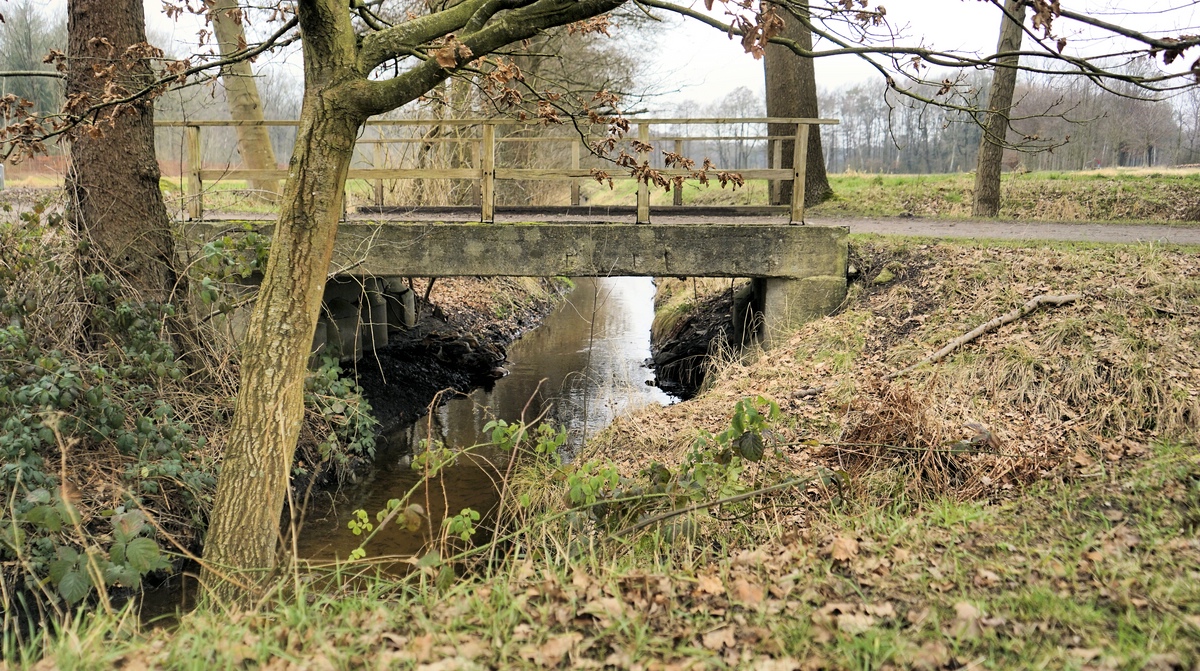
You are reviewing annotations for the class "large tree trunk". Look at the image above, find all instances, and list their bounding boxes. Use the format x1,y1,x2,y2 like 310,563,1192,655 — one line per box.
764,0,830,207
199,0,366,600
973,0,1025,217
200,92,362,599
211,0,281,198
66,0,174,300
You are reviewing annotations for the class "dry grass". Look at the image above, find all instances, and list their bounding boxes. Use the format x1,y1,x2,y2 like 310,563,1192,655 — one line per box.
589,237,1200,502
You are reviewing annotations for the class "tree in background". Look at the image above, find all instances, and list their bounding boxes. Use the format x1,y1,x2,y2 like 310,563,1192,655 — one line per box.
973,0,1026,217
210,1,281,198
763,0,831,206
66,0,175,300
0,1,66,115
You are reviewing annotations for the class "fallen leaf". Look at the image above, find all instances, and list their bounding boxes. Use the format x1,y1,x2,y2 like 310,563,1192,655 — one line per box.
535,633,580,667
864,602,896,618
701,626,737,651
752,657,800,671
908,641,950,670
695,573,725,596
836,612,875,634
829,536,859,562
949,601,982,639
974,568,1000,587
731,577,765,606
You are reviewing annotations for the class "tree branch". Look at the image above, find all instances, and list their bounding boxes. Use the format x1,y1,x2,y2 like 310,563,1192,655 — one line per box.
794,293,1083,399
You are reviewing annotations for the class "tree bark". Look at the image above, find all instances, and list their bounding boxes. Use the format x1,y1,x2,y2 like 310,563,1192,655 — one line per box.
973,0,1026,217
211,0,281,198
200,0,364,601
764,0,830,207
66,0,175,301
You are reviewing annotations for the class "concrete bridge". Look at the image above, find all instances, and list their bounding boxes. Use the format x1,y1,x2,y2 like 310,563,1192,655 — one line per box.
168,117,847,359
186,218,848,358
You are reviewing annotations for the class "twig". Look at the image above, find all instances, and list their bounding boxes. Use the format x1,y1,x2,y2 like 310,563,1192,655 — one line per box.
612,475,813,538
794,293,1083,399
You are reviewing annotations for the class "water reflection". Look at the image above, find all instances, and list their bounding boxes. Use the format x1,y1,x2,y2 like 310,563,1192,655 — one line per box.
295,277,673,562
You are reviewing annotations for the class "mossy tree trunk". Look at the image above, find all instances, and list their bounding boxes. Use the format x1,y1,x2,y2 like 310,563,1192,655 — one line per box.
764,0,830,207
973,0,1026,217
66,0,175,301
200,0,626,603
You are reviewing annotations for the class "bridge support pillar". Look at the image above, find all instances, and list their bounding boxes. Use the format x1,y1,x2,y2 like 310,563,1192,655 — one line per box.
754,275,846,345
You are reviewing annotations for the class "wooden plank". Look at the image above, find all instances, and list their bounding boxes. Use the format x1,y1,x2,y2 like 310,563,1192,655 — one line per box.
481,123,495,223
636,122,650,224
791,123,811,224
373,138,384,208
186,126,203,220
199,167,793,182
770,138,783,205
156,117,840,128
570,141,581,207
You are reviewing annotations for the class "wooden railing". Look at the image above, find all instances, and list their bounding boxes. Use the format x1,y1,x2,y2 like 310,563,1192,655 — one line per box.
156,117,839,224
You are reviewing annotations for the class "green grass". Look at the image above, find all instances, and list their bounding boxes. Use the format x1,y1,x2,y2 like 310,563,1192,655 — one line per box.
580,169,1200,224
12,443,1198,669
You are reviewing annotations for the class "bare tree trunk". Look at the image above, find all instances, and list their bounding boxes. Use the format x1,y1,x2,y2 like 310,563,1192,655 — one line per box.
973,0,1025,217
66,0,174,301
764,0,830,207
200,92,363,600
211,0,280,198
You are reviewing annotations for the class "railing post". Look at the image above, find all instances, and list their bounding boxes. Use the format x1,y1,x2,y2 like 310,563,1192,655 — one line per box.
570,140,581,207
481,122,496,223
373,133,384,209
636,122,650,224
790,122,810,224
186,125,202,220
771,138,783,205
672,139,684,207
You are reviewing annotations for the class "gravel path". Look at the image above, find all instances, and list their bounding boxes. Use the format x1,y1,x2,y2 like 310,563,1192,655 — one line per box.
813,215,1200,245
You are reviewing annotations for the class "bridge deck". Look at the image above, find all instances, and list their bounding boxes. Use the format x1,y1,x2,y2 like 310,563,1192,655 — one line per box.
184,217,847,280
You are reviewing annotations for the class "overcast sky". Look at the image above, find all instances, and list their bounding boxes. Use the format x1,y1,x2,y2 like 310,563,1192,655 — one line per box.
40,0,1200,112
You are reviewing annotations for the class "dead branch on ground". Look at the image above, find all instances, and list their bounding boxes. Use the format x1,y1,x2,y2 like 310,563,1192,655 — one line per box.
794,293,1084,399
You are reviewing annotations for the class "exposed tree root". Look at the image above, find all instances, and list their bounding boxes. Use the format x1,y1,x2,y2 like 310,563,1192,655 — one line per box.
794,293,1084,399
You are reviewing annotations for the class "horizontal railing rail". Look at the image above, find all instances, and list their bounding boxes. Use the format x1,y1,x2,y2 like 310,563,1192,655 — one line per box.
158,117,839,223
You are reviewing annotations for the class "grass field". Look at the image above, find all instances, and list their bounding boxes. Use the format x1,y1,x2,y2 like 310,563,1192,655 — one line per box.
11,236,1200,670
581,168,1200,224
12,168,1200,224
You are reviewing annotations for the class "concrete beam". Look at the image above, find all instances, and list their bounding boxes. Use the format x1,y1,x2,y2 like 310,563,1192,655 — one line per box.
183,221,848,280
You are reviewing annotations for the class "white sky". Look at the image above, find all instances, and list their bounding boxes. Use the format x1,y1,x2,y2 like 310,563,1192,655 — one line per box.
39,0,1200,112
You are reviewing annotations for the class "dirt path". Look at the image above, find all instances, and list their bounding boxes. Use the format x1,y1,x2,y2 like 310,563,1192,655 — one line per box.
812,214,1200,244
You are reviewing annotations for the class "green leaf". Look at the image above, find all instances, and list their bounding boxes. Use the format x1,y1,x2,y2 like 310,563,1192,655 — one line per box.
113,510,148,541
58,570,91,605
734,431,765,462
48,558,75,584
24,505,62,532
416,550,441,568
124,537,162,573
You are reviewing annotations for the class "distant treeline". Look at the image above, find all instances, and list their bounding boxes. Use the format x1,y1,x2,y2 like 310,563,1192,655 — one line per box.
671,63,1193,174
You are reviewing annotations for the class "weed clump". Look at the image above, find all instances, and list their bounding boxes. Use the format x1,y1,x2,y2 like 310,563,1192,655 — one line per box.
0,197,376,634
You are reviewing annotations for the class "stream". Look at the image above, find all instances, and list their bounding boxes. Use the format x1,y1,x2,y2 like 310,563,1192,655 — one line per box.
294,276,675,562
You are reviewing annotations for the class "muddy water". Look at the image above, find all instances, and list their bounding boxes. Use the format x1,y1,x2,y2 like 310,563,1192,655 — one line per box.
293,277,674,562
